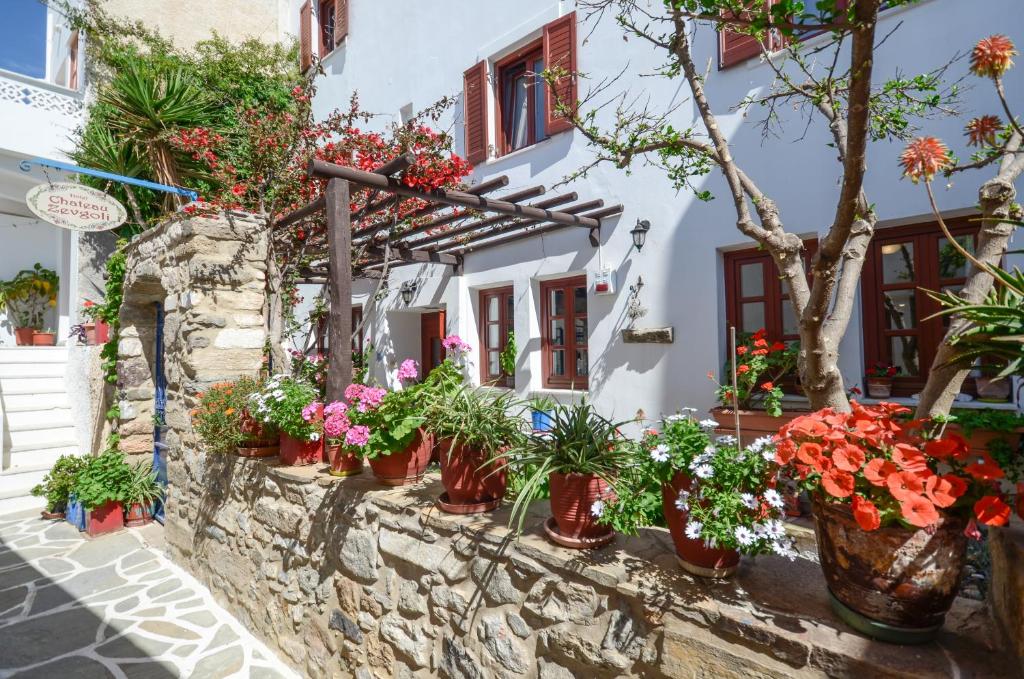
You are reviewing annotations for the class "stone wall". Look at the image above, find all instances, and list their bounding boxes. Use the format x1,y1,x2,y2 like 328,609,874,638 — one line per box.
117,212,268,456
990,524,1024,676
163,457,1012,679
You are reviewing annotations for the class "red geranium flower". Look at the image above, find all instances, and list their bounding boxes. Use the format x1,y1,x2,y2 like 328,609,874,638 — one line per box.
737,364,751,375
760,381,774,391
925,474,962,509
864,458,897,486
852,495,881,531
752,348,769,356
887,471,925,502
754,338,768,348
974,495,1011,527
900,495,940,528
822,468,855,498
970,35,1017,79
964,452,1005,481
832,445,866,473
892,444,929,474
770,341,786,351
736,346,749,356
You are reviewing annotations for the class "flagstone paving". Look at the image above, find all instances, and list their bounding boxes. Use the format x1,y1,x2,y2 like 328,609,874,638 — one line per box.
0,510,299,679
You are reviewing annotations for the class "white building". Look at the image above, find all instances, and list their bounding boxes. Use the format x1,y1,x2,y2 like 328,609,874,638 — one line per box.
290,0,1024,425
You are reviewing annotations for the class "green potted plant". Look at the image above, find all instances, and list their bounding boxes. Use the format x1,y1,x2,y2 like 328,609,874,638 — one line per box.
31,454,87,519
123,461,162,527
425,385,526,513
249,375,323,466
502,400,630,549
0,263,59,345
529,395,557,432
74,450,133,537
363,379,430,486
865,361,900,398
194,378,280,457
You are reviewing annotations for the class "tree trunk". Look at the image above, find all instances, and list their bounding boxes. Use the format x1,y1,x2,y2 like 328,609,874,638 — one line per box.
265,246,288,374
915,176,1019,418
798,328,850,411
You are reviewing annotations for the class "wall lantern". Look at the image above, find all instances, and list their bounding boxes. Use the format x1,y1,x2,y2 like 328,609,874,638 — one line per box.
630,219,651,252
400,280,417,305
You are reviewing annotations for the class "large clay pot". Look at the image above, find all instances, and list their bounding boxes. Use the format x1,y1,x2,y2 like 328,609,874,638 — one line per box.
31,332,56,346
279,433,323,466
124,502,153,528
94,319,110,343
661,472,740,578
548,472,615,540
811,494,967,644
14,327,35,346
326,443,363,477
369,429,433,486
709,407,802,447
437,440,507,505
86,500,124,537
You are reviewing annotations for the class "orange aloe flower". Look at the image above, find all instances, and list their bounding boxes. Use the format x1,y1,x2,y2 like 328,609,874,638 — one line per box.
970,35,1017,79
899,137,952,183
965,115,1002,147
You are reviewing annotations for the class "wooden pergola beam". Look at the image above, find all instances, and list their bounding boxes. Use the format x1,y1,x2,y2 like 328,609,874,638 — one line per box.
434,198,605,252
452,205,624,255
364,245,460,266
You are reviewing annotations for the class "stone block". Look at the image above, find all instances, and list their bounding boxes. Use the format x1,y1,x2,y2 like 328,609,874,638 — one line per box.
379,612,430,669
439,637,483,679
213,328,265,349
329,609,363,643
478,615,528,673
524,578,601,626
337,528,378,583
470,558,523,606
379,529,451,573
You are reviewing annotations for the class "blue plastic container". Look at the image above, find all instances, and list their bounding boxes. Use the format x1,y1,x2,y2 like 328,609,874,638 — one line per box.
531,409,555,432
65,494,86,531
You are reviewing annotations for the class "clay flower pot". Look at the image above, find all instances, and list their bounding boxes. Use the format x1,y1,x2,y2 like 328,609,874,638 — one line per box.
326,443,363,477
86,500,124,537
31,331,56,346
437,440,507,512
40,509,65,520
14,327,35,346
279,433,323,466
236,411,279,458
83,322,97,345
124,502,153,528
811,494,967,644
546,472,615,548
369,429,433,486
94,319,110,343
661,472,740,578
866,377,893,399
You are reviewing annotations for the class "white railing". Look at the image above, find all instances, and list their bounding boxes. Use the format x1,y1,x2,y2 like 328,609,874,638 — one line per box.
0,67,84,119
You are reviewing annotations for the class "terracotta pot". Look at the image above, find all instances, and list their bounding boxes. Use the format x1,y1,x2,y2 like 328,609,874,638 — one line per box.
279,433,323,466
83,322,97,345
94,319,110,344
238,410,277,455
369,429,433,486
40,509,65,520
31,332,56,346
86,500,124,537
437,440,507,506
326,443,363,477
124,502,153,528
976,375,1011,402
661,472,740,578
811,493,966,643
866,377,893,398
709,407,801,446
548,472,615,540
14,327,35,346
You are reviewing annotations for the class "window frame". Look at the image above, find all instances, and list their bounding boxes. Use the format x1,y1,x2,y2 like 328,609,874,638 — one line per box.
861,218,980,396
723,241,817,343
540,276,589,390
314,304,363,360
318,0,336,58
494,40,546,157
478,286,515,387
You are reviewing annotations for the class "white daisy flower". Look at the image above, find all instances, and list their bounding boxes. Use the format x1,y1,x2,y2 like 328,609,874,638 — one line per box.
771,538,797,560
310,432,321,442
590,500,605,517
650,444,670,463
698,419,719,430
694,464,714,480
750,435,774,451
675,490,690,511
685,521,703,540
680,407,698,415
740,493,757,509
716,435,737,446
734,526,756,546
761,447,777,462
763,489,784,509
272,389,284,398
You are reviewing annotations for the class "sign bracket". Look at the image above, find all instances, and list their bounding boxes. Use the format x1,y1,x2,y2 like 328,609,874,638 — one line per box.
19,157,200,202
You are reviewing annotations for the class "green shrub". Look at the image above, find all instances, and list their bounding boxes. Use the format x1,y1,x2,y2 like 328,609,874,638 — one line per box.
74,451,133,510
30,454,87,512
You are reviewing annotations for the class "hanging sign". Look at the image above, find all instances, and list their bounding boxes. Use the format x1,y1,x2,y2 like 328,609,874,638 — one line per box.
25,182,127,232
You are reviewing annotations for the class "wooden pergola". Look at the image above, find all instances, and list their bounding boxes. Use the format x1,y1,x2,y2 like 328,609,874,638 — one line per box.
274,154,623,401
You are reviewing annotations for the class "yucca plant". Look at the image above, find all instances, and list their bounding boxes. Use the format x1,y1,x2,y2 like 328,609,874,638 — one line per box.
71,123,151,225
424,386,528,459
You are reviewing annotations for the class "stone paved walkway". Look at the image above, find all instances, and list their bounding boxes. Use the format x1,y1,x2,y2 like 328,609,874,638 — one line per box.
0,510,299,679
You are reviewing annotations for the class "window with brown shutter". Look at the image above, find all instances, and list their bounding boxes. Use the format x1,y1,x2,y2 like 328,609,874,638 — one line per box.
463,61,489,165
723,243,816,343
541,276,589,389
542,12,577,136
479,287,515,387
318,0,336,58
299,0,313,72
719,1,780,69
335,0,349,45
495,41,545,156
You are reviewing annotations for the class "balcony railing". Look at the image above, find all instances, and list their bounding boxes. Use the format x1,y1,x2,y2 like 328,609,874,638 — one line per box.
0,67,84,119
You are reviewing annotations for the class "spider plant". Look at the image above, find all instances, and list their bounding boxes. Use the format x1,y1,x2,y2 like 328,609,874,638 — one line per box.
125,462,163,510
499,400,633,535
424,385,528,461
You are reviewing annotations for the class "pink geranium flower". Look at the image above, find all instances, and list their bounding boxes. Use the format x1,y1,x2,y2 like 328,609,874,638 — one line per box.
397,359,419,381
441,334,470,355
301,401,323,422
345,425,370,447
324,412,351,438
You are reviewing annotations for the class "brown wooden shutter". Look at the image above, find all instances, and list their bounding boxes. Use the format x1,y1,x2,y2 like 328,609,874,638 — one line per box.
463,61,488,165
719,1,781,69
299,0,312,72
542,12,577,136
335,0,349,45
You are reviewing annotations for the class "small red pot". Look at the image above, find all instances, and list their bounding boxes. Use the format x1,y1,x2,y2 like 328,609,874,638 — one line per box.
438,440,507,505
279,433,323,466
31,332,56,346
14,327,35,346
87,500,124,537
369,429,433,486
94,319,110,343
548,472,615,540
124,502,153,528
662,472,739,578
326,443,363,477
83,322,97,345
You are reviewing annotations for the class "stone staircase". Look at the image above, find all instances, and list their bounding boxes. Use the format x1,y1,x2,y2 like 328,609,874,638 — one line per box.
0,346,80,514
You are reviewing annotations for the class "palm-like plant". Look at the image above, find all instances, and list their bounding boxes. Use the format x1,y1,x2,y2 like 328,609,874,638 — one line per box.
71,124,150,224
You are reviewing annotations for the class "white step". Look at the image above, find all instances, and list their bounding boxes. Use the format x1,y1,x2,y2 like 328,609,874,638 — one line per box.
0,468,48,501
0,347,68,364
0,495,45,515
0,393,70,412
5,448,73,475
0,363,67,379
9,428,78,452
0,377,67,395
6,409,74,432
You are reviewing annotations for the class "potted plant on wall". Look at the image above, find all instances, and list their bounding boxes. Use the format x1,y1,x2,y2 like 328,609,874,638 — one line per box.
0,263,59,345
123,461,162,527
865,361,900,398
710,329,799,443
74,450,133,537
31,454,87,520
194,378,278,458
776,401,1021,644
250,375,323,466
503,400,630,549
363,379,431,486
322,399,363,477
425,384,526,513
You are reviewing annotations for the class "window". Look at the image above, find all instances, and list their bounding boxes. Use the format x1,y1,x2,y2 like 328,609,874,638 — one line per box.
862,218,980,396
314,304,363,360
318,0,336,57
724,242,816,342
541,276,588,389
496,43,546,155
479,287,515,387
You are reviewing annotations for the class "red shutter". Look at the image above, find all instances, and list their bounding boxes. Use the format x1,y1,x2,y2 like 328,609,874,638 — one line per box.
719,1,780,69
335,0,349,45
543,12,577,136
299,0,312,72
463,61,488,165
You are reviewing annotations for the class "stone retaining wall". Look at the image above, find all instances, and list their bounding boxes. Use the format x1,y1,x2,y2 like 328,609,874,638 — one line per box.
163,456,1012,679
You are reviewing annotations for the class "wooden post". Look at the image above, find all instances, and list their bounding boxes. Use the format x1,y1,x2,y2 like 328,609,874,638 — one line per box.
325,178,353,403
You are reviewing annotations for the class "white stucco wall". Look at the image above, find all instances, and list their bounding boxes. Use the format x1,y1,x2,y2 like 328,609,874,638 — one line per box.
289,0,1024,422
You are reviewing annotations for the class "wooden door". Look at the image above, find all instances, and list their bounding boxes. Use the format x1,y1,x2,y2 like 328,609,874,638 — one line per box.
421,311,446,374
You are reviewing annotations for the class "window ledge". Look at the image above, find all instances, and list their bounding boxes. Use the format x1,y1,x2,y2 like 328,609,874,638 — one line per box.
530,387,588,399
478,130,568,167
857,395,1019,411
